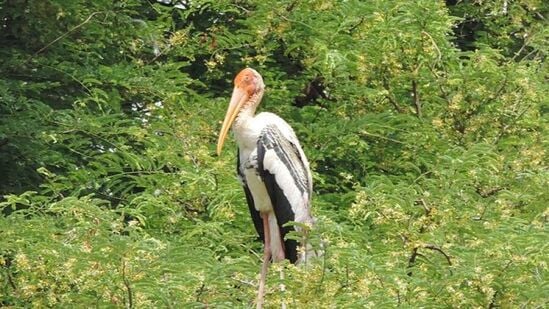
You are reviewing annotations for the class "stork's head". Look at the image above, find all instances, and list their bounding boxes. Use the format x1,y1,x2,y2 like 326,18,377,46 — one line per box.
216,68,264,155
234,68,265,97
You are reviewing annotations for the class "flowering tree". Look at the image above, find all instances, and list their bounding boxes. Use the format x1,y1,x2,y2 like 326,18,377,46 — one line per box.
1,0,547,307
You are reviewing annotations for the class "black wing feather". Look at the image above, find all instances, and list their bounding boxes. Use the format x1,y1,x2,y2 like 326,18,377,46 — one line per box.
257,127,302,264
237,149,264,242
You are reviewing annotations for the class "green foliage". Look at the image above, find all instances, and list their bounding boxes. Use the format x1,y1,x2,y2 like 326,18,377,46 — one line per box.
0,0,547,307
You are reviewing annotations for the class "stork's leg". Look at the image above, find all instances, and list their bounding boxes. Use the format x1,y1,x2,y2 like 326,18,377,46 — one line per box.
268,213,286,262
257,213,271,309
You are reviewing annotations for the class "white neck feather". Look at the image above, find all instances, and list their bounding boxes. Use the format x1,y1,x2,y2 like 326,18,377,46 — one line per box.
232,91,264,149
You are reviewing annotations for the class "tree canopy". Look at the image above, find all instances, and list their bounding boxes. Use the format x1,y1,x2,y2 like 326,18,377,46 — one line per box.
0,0,547,307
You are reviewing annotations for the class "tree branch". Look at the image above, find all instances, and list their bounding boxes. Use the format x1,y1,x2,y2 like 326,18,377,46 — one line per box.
382,77,403,113
421,31,442,63
195,282,206,303
424,244,452,266
407,247,419,276
33,11,106,56
475,186,504,198
494,104,533,144
412,79,421,118
348,17,365,34
121,259,133,309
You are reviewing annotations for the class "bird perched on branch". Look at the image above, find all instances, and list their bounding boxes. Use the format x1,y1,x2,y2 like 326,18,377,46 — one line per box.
216,68,315,308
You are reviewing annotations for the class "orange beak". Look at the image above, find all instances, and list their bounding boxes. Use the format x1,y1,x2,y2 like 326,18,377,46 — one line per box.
216,86,249,155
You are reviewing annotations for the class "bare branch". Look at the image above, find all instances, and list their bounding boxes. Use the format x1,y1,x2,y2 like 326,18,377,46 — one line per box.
382,77,404,113
476,186,504,198
421,31,442,63
121,259,133,309
359,130,405,145
348,17,365,34
417,199,431,215
232,277,256,287
407,247,419,276
33,12,105,56
195,282,206,303
494,104,533,144
38,63,92,95
424,244,452,266
412,79,421,118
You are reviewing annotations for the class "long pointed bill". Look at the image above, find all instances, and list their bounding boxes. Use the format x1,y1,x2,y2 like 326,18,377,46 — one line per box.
216,87,248,155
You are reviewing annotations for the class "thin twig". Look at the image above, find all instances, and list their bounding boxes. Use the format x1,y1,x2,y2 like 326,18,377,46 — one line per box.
121,259,133,309
48,120,121,151
230,4,251,13
488,290,499,309
208,44,251,63
65,146,93,159
412,79,421,118
413,171,433,183
407,247,419,276
475,186,504,198
417,199,431,216
381,76,403,113
488,260,514,308
494,104,533,144
147,45,171,64
38,63,92,94
285,0,299,12
348,17,365,34
95,191,128,203
33,11,105,56
195,282,206,303
424,244,452,266
275,12,314,30
519,47,541,62
407,244,452,276
232,277,256,287
480,76,508,109
359,130,405,145
7,268,17,291
421,31,442,63
428,65,451,105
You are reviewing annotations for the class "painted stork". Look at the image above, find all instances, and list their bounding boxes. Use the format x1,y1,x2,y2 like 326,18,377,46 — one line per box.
217,68,314,307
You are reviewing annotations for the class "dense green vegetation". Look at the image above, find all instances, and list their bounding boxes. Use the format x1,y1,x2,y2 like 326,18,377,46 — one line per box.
1,0,547,307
